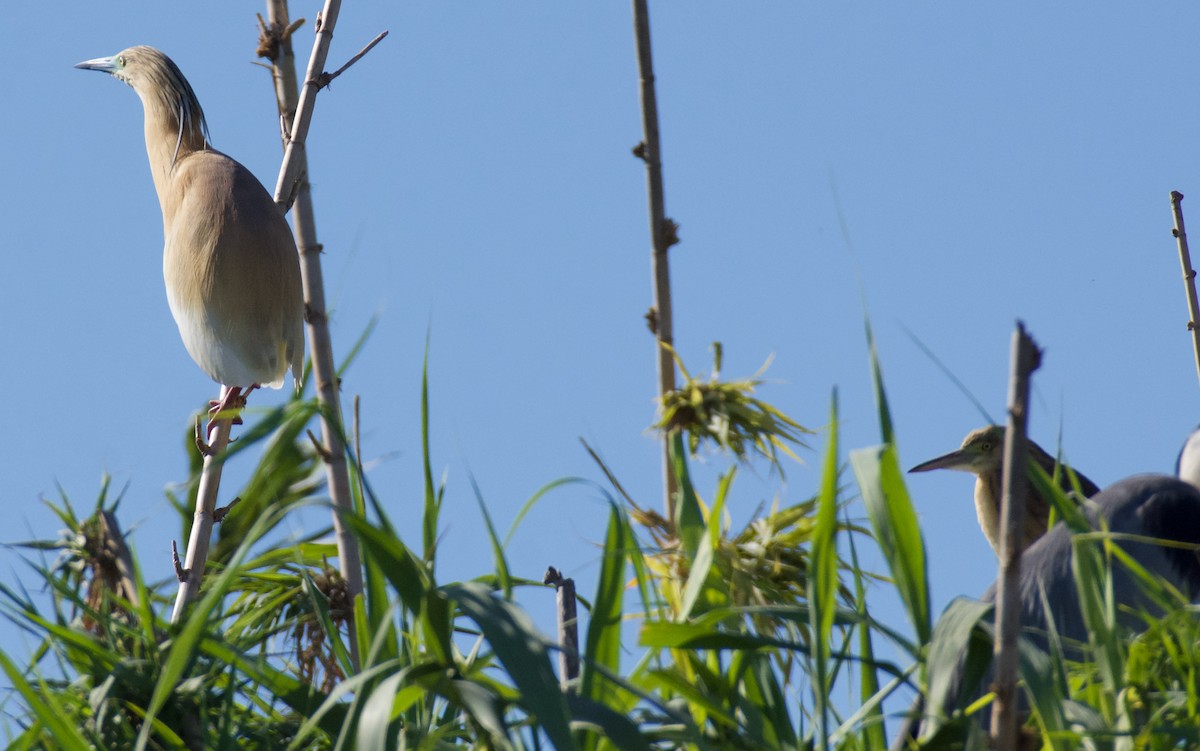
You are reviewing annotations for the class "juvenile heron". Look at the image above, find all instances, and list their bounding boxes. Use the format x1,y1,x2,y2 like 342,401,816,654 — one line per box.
894,427,1200,747
76,46,304,425
909,425,1101,554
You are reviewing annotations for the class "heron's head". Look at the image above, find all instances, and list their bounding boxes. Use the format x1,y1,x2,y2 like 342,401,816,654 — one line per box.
75,46,209,152
909,425,1005,477
76,46,177,90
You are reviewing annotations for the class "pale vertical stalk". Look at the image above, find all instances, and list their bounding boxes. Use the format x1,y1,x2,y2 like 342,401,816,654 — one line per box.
171,398,234,622
631,0,679,521
1169,191,1200,387
262,0,361,671
991,322,1041,750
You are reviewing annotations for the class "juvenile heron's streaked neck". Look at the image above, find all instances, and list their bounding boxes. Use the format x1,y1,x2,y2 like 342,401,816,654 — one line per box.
910,425,1101,555
973,469,1003,551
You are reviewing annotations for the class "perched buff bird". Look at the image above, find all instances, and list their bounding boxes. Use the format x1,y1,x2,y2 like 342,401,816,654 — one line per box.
76,46,304,427
909,425,1100,554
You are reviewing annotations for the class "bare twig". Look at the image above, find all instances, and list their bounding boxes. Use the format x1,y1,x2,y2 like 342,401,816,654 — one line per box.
260,0,378,672
543,566,580,689
1169,191,1200,388
318,31,388,89
213,497,241,523
172,390,235,621
991,322,1041,749
171,540,186,583
306,428,333,461
631,0,679,522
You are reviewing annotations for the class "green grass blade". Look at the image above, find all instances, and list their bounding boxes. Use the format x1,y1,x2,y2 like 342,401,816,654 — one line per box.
678,470,727,621
421,335,441,568
301,569,354,677
442,582,577,750
844,509,887,748
922,597,994,739
851,443,930,645
287,659,405,750
340,511,430,615
669,432,704,561
136,504,289,751
863,318,895,444
565,694,651,751
503,477,594,548
335,314,379,379
469,473,512,599
582,503,629,705
738,651,798,748
0,652,91,751
357,669,408,750
809,390,839,750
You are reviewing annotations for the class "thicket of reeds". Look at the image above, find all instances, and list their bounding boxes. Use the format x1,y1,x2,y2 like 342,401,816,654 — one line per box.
5,3,1200,750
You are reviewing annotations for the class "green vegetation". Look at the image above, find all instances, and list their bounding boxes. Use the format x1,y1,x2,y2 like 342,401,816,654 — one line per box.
4,334,1200,751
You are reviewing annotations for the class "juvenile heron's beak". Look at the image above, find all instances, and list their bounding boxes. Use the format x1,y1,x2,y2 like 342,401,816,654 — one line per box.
909,449,974,474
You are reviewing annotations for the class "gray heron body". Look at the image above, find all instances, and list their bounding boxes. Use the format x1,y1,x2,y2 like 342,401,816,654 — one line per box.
978,472,1200,649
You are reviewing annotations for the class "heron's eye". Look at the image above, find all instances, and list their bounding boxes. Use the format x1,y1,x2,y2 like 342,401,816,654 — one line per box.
981,442,992,451
118,55,125,66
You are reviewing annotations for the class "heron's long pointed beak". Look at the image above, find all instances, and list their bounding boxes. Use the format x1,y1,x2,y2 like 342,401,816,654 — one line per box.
909,449,974,474
75,56,118,73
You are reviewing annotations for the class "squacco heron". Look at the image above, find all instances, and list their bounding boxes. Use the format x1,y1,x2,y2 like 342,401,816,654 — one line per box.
76,46,304,427
909,425,1100,554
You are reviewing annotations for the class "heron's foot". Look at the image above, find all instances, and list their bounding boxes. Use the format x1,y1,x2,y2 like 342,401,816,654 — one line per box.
194,418,215,457
206,386,256,440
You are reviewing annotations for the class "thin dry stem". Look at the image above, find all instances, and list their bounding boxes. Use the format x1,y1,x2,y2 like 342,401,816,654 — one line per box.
544,567,580,689
172,393,234,622
270,0,342,210
631,0,679,522
319,31,388,89
1169,191,1200,388
990,322,1041,749
262,0,368,671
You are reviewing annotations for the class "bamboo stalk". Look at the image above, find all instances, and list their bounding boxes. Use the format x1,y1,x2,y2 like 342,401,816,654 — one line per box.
631,0,680,521
1169,191,1200,387
260,0,365,671
171,398,234,622
990,322,1041,750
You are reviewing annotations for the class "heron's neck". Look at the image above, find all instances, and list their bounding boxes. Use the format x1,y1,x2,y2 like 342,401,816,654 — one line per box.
137,92,208,211
974,471,1002,553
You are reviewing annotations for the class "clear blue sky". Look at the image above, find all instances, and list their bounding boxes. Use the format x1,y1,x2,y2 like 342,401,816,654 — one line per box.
5,0,1200,727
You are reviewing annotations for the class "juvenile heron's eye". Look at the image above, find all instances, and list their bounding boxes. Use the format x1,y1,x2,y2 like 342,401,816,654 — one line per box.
118,55,126,66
